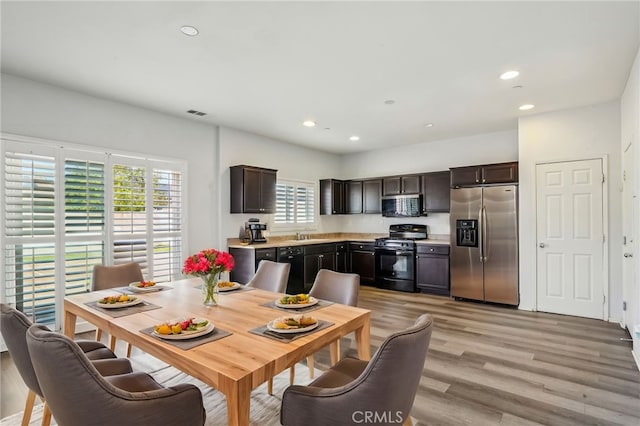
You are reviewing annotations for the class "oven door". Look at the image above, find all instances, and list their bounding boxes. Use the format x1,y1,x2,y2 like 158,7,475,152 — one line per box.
374,247,416,292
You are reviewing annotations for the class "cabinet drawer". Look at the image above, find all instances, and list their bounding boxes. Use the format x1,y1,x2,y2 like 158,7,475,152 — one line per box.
304,243,335,255
348,242,375,252
416,245,449,255
335,243,347,252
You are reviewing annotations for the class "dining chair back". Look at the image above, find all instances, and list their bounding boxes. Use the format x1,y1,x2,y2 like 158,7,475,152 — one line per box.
281,314,434,426
91,262,143,355
309,269,359,306
246,260,290,293
26,324,206,426
0,303,130,426
91,262,144,291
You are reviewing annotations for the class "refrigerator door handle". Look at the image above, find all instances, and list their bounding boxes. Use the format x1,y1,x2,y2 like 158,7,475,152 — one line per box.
478,205,484,262
482,206,488,262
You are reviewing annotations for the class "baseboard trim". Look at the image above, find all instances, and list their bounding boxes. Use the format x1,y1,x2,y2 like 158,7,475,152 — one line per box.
633,349,640,372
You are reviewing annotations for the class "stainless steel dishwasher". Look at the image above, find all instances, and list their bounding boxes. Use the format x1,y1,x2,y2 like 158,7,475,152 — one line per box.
278,246,304,294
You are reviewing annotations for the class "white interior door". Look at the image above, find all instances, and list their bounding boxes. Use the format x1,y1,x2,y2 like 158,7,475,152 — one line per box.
622,141,636,330
536,159,605,319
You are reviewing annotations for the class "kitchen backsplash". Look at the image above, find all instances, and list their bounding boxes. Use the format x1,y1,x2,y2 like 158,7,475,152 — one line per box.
337,212,450,236
225,212,450,241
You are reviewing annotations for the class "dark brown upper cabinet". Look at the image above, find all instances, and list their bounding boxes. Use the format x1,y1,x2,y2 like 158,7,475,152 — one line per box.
421,171,450,213
230,165,277,213
450,162,518,187
345,180,363,214
320,179,345,215
383,175,421,195
363,179,382,214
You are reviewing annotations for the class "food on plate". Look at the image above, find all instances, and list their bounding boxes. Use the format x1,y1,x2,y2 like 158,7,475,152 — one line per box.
272,315,317,329
98,295,136,304
134,280,156,288
218,281,235,288
154,317,209,335
279,294,311,305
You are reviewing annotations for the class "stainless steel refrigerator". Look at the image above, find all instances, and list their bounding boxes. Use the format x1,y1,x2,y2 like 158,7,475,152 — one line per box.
450,185,519,305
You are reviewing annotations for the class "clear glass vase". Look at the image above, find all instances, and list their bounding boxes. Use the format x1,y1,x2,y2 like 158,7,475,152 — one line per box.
201,274,220,306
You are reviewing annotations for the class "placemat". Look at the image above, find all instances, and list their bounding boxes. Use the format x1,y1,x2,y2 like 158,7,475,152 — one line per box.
84,300,162,318
249,319,334,343
260,299,334,313
139,325,233,350
113,285,172,295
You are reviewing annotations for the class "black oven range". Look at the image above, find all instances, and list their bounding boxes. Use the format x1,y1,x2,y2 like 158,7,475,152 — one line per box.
374,224,428,292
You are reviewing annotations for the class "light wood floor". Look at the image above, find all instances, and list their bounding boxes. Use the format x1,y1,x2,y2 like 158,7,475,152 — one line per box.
2,286,639,425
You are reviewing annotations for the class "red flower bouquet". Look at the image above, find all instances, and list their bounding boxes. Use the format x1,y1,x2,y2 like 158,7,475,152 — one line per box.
183,249,235,306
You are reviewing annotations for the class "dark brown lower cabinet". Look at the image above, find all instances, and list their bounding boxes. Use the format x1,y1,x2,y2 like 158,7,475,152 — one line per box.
335,243,348,272
303,244,336,291
229,247,276,284
348,242,375,285
416,245,450,295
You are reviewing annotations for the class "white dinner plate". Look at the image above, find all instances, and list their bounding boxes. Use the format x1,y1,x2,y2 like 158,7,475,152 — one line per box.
128,282,161,293
267,320,319,334
275,296,318,309
217,282,242,292
152,322,215,340
96,297,143,309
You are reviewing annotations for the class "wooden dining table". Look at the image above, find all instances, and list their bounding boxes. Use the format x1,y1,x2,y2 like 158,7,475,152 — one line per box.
63,278,371,426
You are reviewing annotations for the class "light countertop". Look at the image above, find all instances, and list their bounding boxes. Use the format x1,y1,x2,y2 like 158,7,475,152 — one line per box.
227,233,450,249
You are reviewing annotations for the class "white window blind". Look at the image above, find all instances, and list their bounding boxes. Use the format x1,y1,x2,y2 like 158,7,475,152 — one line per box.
274,180,316,227
112,163,148,274
152,168,182,282
2,137,186,329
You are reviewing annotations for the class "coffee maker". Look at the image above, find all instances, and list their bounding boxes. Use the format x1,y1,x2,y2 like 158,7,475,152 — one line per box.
245,218,267,244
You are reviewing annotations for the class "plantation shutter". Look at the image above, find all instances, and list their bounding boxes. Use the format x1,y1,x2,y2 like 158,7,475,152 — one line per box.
274,180,315,226
3,145,57,323
296,183,315,224
2,138,186,330
275,183,295,224
112,162,148,274
64,157,106,296
152,167,183,282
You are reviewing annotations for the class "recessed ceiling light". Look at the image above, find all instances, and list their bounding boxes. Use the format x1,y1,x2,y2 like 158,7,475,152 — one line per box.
302,120,316,127
384,100,395,105
500,70,519,80
180,26,199,36
519,104,535,111
424,123,434,128
349,136,360,141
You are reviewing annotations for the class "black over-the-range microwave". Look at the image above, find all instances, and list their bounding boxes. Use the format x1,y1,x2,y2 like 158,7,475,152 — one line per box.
381,193,423,217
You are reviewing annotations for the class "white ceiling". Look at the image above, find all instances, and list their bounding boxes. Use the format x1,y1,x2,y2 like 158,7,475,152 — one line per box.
2,1,639,154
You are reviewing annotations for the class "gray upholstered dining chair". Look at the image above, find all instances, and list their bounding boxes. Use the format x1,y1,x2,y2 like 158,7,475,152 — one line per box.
92,262,144,356
26,324,206,426
0,303,132,426
246,259,291,394
281,314,434,426
246,260,290,293
290,269,360,384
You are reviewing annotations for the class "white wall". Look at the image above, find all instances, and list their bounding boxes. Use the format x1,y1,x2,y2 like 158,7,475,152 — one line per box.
518,101,622,319
620,45,640,360
217,126,343,246
339,130,519,236
0,73,219,253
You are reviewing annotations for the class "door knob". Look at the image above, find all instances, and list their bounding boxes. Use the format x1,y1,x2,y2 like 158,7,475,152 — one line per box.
539,243,545,248
624,253,633,258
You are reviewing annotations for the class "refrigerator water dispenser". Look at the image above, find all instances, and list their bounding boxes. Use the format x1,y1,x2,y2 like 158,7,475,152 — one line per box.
456,220,478,247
